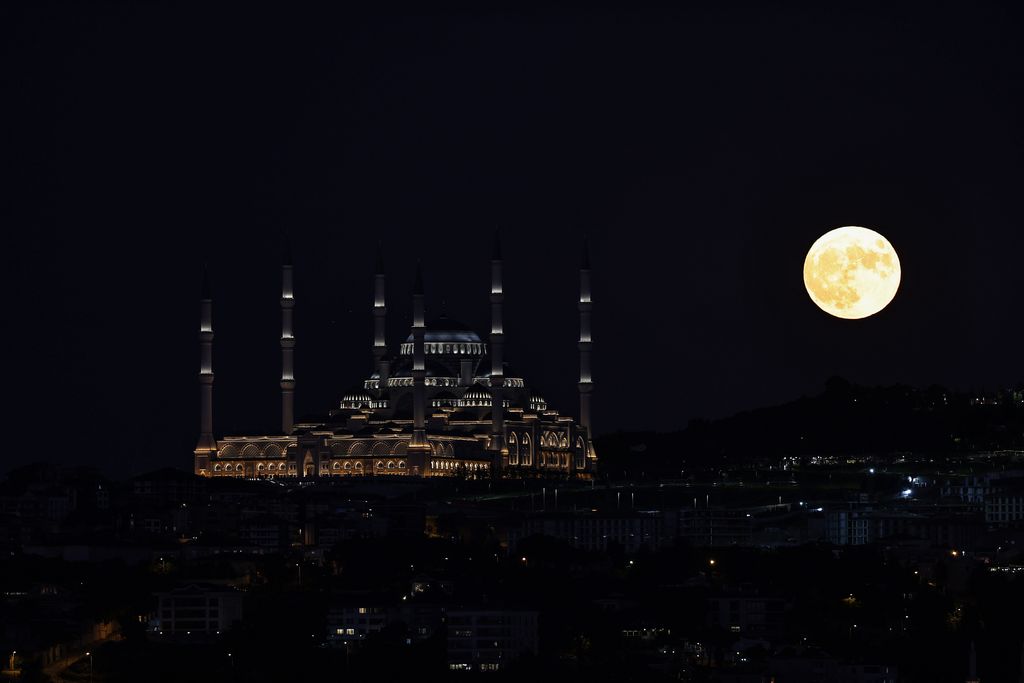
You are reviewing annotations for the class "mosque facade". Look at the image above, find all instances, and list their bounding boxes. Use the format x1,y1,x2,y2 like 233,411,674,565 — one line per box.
192,238,596,479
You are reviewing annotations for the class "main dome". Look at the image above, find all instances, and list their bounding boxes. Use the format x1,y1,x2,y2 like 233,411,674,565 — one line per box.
402,316,484,352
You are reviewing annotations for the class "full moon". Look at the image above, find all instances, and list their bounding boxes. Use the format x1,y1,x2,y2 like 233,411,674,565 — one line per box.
803,226,901,319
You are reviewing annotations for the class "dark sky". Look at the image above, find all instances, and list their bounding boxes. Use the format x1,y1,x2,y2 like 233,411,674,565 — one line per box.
3,2,1023,475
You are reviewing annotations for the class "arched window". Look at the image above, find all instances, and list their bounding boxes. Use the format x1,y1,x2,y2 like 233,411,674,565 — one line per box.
354,461,364,470
386,461,395,470
398,461,406,469
213,464,221,472
508,432,519,466
522,433,533,466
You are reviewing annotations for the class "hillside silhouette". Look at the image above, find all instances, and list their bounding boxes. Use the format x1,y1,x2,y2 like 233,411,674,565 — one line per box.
596,377,1024,475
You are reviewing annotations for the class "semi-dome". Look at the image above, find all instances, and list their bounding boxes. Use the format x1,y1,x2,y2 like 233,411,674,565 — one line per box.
340,387,374,409
462,385,492,401
459,384,510,409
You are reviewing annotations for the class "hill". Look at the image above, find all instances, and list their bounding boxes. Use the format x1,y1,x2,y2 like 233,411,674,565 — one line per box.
595,377,1024,476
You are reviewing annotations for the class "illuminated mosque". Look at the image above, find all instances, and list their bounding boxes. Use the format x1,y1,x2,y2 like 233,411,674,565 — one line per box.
192,237,597,479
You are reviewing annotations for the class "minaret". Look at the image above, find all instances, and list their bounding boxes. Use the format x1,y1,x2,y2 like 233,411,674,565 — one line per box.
194,268,216,475
578,238,596,463
409,263,430,454
489,233,506,457
373,243,390,386
281,247,295,434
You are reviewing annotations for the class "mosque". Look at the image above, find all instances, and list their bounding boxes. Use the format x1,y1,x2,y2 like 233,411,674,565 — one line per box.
192,237,597,479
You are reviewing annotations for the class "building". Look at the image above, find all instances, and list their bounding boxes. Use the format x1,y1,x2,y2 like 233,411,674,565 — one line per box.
152,584,244,637
707,593,787,638
675,507,753,547
132,468,206,505
327,605,389,644
767,652,898,683
510,510,666,554
941,470,1024,505
194,238,597,480
447,608,538,672
986,489,1024,526
326,603,446,646
238,514,293,550
826,504,875,546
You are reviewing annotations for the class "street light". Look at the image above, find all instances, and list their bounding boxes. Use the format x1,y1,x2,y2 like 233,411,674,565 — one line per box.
86,651,93,683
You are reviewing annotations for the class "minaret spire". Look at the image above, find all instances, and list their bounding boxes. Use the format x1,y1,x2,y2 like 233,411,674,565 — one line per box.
194,266,216,475
281,244,296,434
489,231,506,460
409,262,430,459
578,237,596,466
373,242,389,385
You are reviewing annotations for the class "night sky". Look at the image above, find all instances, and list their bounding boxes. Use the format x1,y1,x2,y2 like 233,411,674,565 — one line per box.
4,2,1023,474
